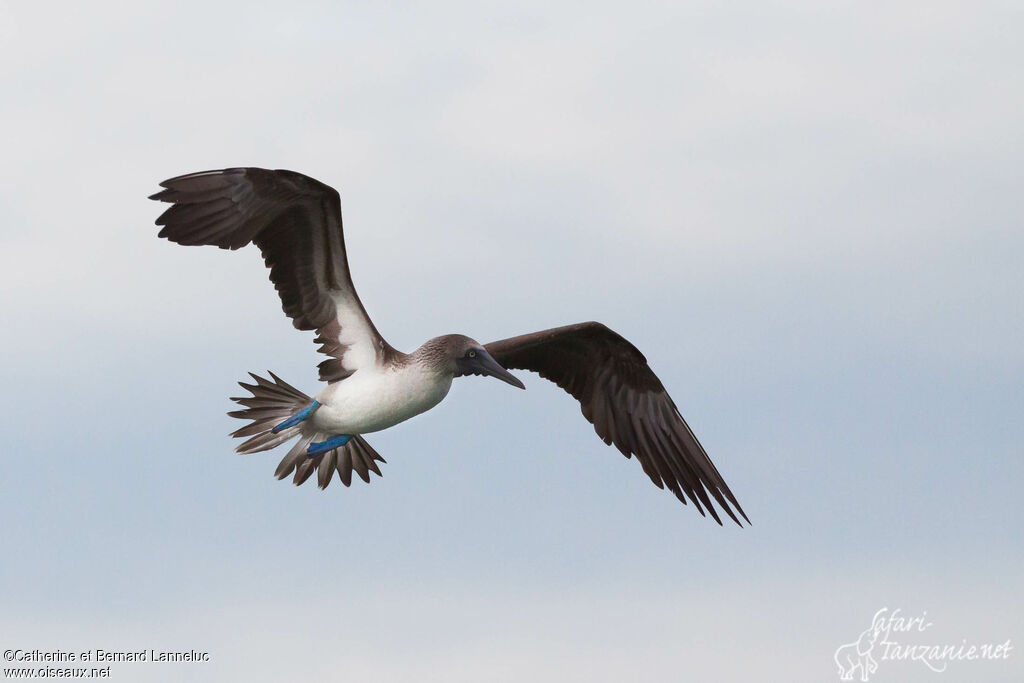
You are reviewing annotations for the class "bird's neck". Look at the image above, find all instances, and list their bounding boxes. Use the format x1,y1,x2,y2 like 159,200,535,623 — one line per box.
407,338,456,376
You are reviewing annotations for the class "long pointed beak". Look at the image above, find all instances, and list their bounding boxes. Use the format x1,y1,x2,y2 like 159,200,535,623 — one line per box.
477,350,526,389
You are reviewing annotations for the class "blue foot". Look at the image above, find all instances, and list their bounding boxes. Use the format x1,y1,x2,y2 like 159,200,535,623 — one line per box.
272,400,321,433
307,434,353,457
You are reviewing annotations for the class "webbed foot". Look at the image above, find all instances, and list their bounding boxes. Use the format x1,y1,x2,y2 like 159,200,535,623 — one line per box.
271,400,321,433
307,434,353,456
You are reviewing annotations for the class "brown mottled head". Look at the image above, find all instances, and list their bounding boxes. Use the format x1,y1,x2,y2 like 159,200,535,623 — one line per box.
415,334,525,389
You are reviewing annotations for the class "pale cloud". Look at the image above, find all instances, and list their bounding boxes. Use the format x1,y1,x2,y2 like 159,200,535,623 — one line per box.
2,570,1019,683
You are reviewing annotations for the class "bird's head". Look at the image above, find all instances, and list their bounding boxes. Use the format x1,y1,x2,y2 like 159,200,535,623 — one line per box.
427,334,525,389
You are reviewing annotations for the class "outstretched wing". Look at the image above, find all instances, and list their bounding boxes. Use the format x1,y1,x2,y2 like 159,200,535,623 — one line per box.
150,168,394,381
485,322,748,526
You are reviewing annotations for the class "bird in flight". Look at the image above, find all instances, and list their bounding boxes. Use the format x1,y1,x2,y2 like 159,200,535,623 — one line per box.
150,168,748,525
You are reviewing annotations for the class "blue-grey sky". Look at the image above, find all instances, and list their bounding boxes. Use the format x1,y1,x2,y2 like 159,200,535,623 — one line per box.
1,2,1021,681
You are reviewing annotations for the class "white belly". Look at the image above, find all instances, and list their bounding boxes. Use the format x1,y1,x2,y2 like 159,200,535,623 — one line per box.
311,364,452,435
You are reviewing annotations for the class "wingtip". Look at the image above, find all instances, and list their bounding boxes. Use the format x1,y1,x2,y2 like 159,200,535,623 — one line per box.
721,503,749,528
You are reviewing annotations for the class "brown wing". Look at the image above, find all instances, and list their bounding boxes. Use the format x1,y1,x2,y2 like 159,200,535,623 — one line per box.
150,168,395,381
486,322,748,526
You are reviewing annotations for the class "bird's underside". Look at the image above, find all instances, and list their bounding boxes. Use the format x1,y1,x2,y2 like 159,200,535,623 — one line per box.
151,167,749,526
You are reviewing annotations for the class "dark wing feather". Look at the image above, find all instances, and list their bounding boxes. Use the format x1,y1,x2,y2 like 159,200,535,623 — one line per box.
150,168,395,381
485,321,748,526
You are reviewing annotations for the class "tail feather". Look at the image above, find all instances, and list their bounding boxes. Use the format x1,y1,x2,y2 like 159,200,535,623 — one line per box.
337,448,353,487
237,428,299,454
228,371,386,489
274,433,316,480
318,451,337,489
354,438,384,478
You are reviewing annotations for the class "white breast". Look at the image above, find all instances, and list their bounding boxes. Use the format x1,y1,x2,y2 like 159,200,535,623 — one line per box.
312,362,453,435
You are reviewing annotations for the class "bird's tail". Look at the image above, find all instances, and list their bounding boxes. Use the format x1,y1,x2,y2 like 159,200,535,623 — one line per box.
228,372,386,489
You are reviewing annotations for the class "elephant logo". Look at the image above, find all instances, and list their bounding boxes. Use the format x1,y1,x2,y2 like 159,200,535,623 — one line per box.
834,608,887,681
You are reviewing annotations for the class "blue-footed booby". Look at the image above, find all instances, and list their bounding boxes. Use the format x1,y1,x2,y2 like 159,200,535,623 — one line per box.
150,167,748,525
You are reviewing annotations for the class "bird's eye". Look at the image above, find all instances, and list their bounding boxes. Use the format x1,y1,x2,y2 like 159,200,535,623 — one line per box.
468,350,477,358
